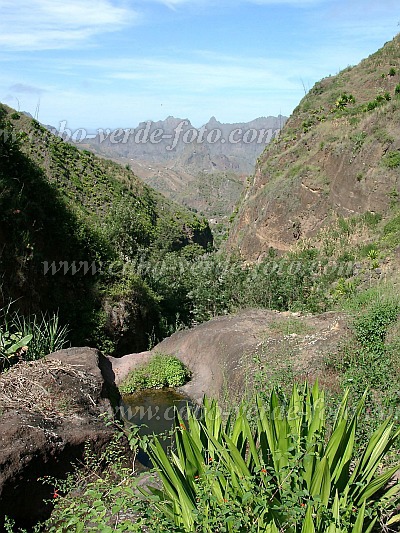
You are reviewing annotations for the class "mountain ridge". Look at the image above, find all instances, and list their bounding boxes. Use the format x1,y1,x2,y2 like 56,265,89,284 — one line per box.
79,114,286,224
81,114,286,172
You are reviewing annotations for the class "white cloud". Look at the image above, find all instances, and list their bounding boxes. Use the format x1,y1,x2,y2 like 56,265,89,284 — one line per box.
0,0,138,51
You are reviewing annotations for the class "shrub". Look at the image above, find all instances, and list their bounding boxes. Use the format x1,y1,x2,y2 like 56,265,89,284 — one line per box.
335,92,355,110
384,213,400,237
353,300,398,349
366,100,378,111
365,92,391,112
328,300,399,422
119,354,190,394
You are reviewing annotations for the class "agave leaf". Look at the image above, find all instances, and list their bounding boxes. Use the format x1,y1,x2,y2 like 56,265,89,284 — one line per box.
231,409,247,459
301,506,315,533
186,408,203,449
357,464,400,503
203,397,222,441
303,451,317,491
287,383,302,438
355,419,393,478
174,413,204,476
257,396,279,472
378,479,400,506
240,411,261,470
351,501,365,533
331,414,357,490
388,514,400,526
220,432,252,478
349,420,396,500
307,392,325,444
332,388,350,431
310,456,331,506
139,486,176,522
264,521,280,533
364,518,377,533
146,437,196,517
6,333,33,355
325,419,348,475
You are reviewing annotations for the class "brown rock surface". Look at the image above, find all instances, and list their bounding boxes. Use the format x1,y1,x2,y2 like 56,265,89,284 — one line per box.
109,309,350,403
227,35,400,260
0,348,115,530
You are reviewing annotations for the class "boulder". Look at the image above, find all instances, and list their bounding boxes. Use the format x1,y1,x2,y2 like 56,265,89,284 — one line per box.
109,309,350,404
0,348,116,530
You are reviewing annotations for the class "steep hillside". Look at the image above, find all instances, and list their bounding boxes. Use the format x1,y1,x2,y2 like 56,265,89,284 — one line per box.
0,104,212,353
228,35,400,260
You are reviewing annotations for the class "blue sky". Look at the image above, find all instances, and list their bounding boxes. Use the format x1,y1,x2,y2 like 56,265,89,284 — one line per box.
0,0,398,130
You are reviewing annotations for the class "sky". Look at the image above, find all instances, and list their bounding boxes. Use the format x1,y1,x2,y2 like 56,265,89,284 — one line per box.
0,0,399,130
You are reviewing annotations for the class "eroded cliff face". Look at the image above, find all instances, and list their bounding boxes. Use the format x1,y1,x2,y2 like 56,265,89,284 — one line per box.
228,35,400,260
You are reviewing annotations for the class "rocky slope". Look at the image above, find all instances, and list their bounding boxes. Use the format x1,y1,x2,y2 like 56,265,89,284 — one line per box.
107,309,350,403
228,35,400,260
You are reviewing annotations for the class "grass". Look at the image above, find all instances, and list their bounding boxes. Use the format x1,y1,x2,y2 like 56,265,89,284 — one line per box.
0,303,69,371
267,317,313,336
382,150,400,169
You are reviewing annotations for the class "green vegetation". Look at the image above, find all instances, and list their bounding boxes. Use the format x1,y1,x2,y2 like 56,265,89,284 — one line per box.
335,92,355,109
328,298,399,409
365,92,391,111
2,35,400,532
119,354,191,394
45,384,400,532
0,303,68,371
0,103,212,355
382,150,400,169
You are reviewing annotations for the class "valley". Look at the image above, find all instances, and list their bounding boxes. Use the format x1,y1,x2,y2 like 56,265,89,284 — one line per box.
79,115,286,229
1,29,400,533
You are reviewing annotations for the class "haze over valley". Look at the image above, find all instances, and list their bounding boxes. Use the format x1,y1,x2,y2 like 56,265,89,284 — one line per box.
78,114,287,222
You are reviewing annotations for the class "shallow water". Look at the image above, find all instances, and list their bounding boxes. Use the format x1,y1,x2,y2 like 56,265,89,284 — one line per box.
120,388,195,434
120,389,197,466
